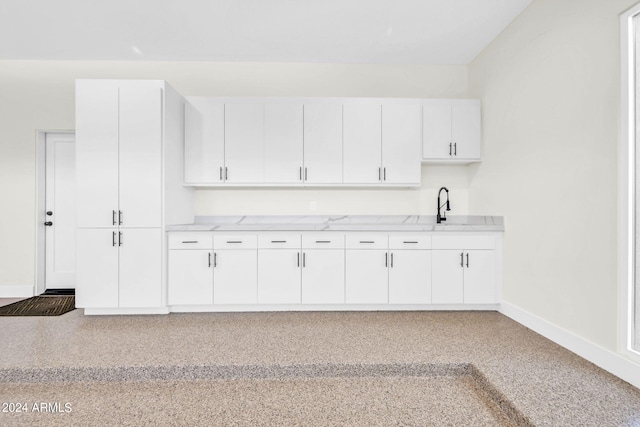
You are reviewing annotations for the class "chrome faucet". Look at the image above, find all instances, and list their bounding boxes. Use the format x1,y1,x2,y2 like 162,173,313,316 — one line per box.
437,187,451,224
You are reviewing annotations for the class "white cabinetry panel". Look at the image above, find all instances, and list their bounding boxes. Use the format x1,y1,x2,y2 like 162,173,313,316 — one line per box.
345,249,388,303
184,98,225,184
224,103,264,183
118,87,162,228
264,104,303,184
382,104,421,185
462,250,496,304
168,250,213,305
303,103,343,184
423,100,481,162
75,84,119,228
422,103,452,159
258,249,301,304
452,103,481,160
343,103,382,184
76,228,119,308
302,250,345,304
118,228,162,308
214,249,257,304
388,250,431,304
431,250,464,304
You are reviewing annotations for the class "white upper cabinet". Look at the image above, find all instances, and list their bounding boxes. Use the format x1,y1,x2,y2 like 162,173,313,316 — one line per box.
343,102,382,184
76,83,162,228
264,103,304,184
381,104,421,185
76,83,119,228
184,98,225,184
118,87,162,228
224,103,264,183
423,99,481,163
303,103,343,184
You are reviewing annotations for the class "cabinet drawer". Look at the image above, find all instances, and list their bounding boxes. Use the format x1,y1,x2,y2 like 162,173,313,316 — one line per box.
345,234,388,249
258,234,301,249
431,235,495,250
214,234,258,249
389,234,431,250
302,233,345,249
168,232,213,249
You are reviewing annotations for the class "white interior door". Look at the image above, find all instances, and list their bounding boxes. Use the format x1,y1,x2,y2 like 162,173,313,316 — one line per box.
45,133,76,289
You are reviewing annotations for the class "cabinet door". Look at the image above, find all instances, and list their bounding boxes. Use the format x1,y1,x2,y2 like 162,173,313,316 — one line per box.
258,249,301,304
388,250,431,304
382,104,421,185
184,98,225,184
302,250,345,304
463,250,496,304
452,102,481,160
431,250,464,304
303,103,343,184
343,103,382,184
422,103,452,160
168,250,214,305
75,82,119,228
345,250,388,304
76,228,119,308
119,228,162,308
264,104,303,184
224,103,264,183
119,87,162,228
214,249,257,304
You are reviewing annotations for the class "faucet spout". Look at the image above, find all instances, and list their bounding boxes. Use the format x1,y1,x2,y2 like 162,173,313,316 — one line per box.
437,187,451,224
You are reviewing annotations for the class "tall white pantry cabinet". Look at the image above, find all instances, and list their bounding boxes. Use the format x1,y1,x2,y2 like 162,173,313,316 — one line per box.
75,80,194,314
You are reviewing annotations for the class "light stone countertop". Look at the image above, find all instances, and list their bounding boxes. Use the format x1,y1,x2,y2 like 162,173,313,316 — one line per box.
166,215,504,232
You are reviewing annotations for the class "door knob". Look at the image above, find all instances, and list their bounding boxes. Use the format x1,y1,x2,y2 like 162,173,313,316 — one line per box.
44,222,53,226
46,211,53,216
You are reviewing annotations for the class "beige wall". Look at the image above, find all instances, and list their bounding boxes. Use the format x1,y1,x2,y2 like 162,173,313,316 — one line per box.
0,61,470,289
469,0,637,351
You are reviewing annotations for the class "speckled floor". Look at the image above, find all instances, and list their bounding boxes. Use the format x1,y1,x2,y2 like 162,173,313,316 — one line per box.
0,310,639,426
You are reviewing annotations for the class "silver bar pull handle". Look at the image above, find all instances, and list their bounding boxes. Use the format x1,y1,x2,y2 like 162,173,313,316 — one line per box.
226,241,242,244
383,167,386,181
208,252,212,268
303,252,306,268
466,253,469,268
360,241,375,244
390,252,394,268
403,241,418,244
119,232,123,247
297,252,300,267
118,210,123,225
315,240,331,243
112,210,117,226
385,252,388,267
182,241,198,244
454,143,457,156
378,167,381,181
112,231,116,247
220,167,223,181
449,143,452,156
299,167,302,181
225,167,228,181
460,252,464,267
271,240,286,243
214,252,217,268
304,167,308,181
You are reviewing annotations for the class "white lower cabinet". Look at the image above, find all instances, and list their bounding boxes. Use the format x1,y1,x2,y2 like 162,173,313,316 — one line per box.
168,250,213,305
346,250,389,304
76,228,161,309
431,236,497,304
165,231,498,309
388,250,431,304
258,249,301,304
301,249,345,304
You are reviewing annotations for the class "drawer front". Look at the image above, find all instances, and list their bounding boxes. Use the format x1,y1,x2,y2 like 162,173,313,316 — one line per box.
258,233,301,249
345,233,388,249
431,235,495,250
388,234,431,250
214,234,258,249
168,232,213,249
302,233,345,249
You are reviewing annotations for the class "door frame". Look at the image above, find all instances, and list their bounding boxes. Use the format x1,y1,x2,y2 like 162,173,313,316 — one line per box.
35,130,75,296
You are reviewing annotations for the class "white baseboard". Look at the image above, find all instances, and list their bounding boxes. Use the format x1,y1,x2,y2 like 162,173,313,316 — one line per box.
500,301,640,389
0,285,34,298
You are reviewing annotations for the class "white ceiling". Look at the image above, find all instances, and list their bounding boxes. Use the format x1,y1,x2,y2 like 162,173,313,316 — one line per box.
0,0,532,64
